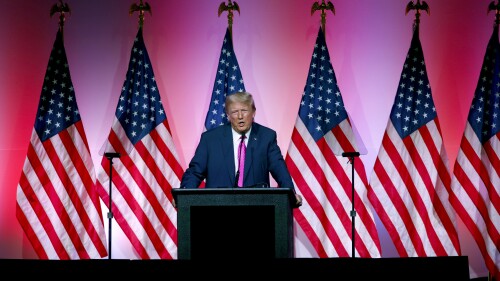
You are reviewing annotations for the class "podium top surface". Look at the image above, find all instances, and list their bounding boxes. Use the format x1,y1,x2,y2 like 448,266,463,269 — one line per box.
172,187,299,208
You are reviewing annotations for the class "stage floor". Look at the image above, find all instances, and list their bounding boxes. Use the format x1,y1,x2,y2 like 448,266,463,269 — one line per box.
0,256,472,280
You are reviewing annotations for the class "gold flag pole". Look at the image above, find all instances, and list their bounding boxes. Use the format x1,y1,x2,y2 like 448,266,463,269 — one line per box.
405,0,430,31
50,0,70,35
218,0,240,41
130,0,152,28
311,0,335,37
488,0,500,27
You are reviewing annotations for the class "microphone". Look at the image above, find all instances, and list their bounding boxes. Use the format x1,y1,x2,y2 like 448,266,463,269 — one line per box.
104,152,121,158
341,152,360,158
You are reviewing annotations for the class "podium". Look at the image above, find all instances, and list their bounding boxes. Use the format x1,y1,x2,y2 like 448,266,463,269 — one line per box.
172,187,296,260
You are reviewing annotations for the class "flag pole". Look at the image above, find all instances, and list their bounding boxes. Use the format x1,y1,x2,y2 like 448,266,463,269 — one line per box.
218,0,240,41
311,0,335,36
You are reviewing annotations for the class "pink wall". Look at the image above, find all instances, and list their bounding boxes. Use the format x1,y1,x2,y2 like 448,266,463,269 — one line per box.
0,0,492,278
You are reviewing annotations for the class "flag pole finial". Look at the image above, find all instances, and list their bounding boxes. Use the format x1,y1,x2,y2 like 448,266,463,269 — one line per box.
218,0,240,40
130,0,152,28
405,0,430,30
311,0,335,36
50,0,70,33
488,0,500,27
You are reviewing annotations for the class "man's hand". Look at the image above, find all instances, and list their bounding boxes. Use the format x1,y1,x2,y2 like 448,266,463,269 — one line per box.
295,193,303,207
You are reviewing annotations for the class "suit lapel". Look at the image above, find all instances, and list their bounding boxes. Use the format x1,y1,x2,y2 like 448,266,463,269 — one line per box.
245,123,259,184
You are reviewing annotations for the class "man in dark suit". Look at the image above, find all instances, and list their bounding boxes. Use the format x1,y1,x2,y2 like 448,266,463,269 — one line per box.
180,91,302,206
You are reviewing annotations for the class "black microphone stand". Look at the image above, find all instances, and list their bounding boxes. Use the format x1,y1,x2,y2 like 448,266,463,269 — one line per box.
104,152,121,259
342,151,360,258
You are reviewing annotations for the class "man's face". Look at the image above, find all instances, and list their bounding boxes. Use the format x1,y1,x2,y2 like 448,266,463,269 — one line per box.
227,101,255,134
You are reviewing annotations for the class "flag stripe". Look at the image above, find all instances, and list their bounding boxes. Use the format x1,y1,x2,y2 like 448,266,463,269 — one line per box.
135,134,178,242
15,203,49,259
55,127,107,255
369,157,409,255
289,125,350,257
287,157,329,257
402,123,453,256
484,137,500,177
371,132,422,256
18,164,67,259
34,134,91,258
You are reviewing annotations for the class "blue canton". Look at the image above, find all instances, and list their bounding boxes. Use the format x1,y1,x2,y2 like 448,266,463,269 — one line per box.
116,28,166,145
35,29,80,142
204,27,245,130
390,27,436,139
299,27,347,142
468,26,500,144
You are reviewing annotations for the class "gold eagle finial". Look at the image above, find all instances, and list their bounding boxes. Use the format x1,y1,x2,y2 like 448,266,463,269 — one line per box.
50,0,70,31
488,0,500,26
311,0,335,35
405,0,430,29
218,1,240,39
130,0,152,28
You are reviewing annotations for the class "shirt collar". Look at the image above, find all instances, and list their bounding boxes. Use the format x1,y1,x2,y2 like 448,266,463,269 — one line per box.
232,127,252,143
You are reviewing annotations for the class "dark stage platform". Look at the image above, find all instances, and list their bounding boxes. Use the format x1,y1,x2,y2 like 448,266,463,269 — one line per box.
0,256,471,280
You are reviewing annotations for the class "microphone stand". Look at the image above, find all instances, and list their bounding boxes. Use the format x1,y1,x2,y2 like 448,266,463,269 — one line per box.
104,152,121,259
342,151,360,258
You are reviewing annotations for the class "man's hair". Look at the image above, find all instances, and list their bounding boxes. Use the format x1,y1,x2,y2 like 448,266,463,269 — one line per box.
225,91,256,113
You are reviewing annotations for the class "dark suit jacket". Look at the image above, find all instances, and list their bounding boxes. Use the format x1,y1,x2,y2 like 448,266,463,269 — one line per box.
180,122,294,190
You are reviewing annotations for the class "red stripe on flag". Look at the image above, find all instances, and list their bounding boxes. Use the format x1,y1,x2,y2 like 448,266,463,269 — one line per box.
290,128,351,257
380,131,426,256
23,143,73,259
401,127,451,256
58,129,107,255
285,155,329,257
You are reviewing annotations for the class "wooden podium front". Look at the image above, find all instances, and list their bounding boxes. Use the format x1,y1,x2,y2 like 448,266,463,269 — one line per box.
172,187,296,260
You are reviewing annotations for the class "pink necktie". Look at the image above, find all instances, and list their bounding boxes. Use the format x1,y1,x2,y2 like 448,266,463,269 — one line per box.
237,134,246,187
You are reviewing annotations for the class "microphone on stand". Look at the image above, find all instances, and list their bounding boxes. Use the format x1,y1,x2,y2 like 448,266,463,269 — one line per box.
104,152,121,159
341,151,360,158
103,151,121,259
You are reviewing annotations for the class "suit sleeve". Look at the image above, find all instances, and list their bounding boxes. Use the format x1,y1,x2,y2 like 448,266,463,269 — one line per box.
180,133,208,188
267,131,295,191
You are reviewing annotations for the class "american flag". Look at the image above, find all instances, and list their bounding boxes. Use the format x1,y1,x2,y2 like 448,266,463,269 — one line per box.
16,29,108,259
367,26,461,257
286,27,382,258
96,28,183,259
450,25,500,280
204,27,245,130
